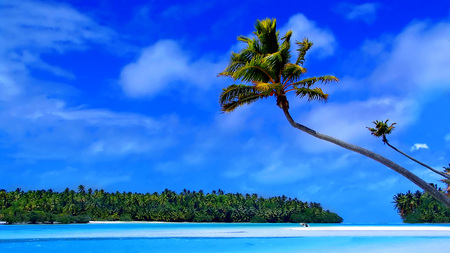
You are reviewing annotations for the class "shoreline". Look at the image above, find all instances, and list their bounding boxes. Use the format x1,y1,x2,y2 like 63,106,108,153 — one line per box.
1,222,449,238
290,225,450,231
3,220,450,229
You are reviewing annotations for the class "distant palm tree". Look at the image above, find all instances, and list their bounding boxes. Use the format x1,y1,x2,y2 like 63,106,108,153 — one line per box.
368,120,450,179
218,18,450,208
442,164,450,196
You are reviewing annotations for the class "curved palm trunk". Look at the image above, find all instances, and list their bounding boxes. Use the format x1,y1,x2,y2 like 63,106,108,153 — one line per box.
384,142,450,179
282,109,450,208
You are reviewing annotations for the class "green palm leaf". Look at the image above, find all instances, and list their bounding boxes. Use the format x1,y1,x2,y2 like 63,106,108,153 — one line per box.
282,64,307,83
295,38,313,66
232,57,275,83
254,18,279,54
295,87,329,102
292,76,339,88
219,84,264,112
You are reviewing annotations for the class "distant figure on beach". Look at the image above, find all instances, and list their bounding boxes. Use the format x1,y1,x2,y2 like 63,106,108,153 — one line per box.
299,223,309,227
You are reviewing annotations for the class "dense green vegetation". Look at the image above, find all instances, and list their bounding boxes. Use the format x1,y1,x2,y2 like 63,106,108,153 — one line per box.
393,189,450,223
0,187,342,224
393,164,450,223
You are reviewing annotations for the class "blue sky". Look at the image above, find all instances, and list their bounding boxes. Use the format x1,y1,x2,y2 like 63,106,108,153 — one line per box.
1,0,449,223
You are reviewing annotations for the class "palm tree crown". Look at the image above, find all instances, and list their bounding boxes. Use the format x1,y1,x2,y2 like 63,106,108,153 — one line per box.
219,18,338,113
367,119,396,143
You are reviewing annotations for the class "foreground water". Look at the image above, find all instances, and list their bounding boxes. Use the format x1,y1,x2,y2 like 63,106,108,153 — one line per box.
1,223,449,252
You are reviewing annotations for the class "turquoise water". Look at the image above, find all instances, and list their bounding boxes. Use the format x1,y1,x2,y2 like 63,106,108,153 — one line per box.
1,223,449,253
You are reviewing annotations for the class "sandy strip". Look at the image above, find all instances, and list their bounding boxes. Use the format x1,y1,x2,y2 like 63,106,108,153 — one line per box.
290,226,450,231
286,225,450,237
3,222,449,239
89,221,168,224
84,222,450,237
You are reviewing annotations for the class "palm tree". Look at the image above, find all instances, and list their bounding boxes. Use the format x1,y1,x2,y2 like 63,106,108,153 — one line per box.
218,18,450,208
368,120,450,179
442,164,450,196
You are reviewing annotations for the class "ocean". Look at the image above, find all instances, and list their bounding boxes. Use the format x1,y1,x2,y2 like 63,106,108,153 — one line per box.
1,223,449,252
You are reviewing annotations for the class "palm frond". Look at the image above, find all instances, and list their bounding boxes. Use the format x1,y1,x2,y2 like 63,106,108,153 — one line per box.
219,84,263,112
253,81,279,92
218,36,265,79
279,30,293,65
232,57,276,83
264,51,284,68
237,35,252,44
295,38,313,66
254,19,279,54
292,75,339,88
295,87,329,102
221,94,262,112
282,64,307,84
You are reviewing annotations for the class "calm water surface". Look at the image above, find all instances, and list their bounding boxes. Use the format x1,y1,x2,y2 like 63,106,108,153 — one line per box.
1,223,449,253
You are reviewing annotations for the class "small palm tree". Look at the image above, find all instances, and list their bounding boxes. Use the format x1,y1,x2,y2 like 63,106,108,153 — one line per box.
367,119,396,143
442,164,450,196
219,18,450,208
368,120,450,179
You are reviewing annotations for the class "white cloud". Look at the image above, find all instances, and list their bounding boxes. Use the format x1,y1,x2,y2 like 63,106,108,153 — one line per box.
0,95,180,159
119,40,223,98
288,96,417,152
337,3,379,24
120,40,191,97
369,21,450,94
0,1,112,53
282,14,336,58
410,143,429,152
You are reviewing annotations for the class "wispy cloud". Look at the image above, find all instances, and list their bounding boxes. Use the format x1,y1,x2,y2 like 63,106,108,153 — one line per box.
368,21,450,95
282,14,336,58
0,96,181,160
0,1,112,53
337,2,379,24
410,143,429,152
0,0,114,101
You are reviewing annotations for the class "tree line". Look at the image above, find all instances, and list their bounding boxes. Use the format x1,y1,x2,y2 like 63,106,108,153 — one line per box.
0,187,343,224
392,164,450,223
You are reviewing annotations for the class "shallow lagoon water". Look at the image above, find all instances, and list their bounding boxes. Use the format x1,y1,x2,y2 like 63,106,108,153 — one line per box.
1,223,449,253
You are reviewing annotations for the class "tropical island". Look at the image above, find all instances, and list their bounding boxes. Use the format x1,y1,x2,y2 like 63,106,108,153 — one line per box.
0,187,342,224
392,164,450,223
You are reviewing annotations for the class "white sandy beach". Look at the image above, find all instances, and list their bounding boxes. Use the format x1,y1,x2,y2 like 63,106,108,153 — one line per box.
1,222,450,240
290,226,450,231
81,222,450,237
287,225,450,237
